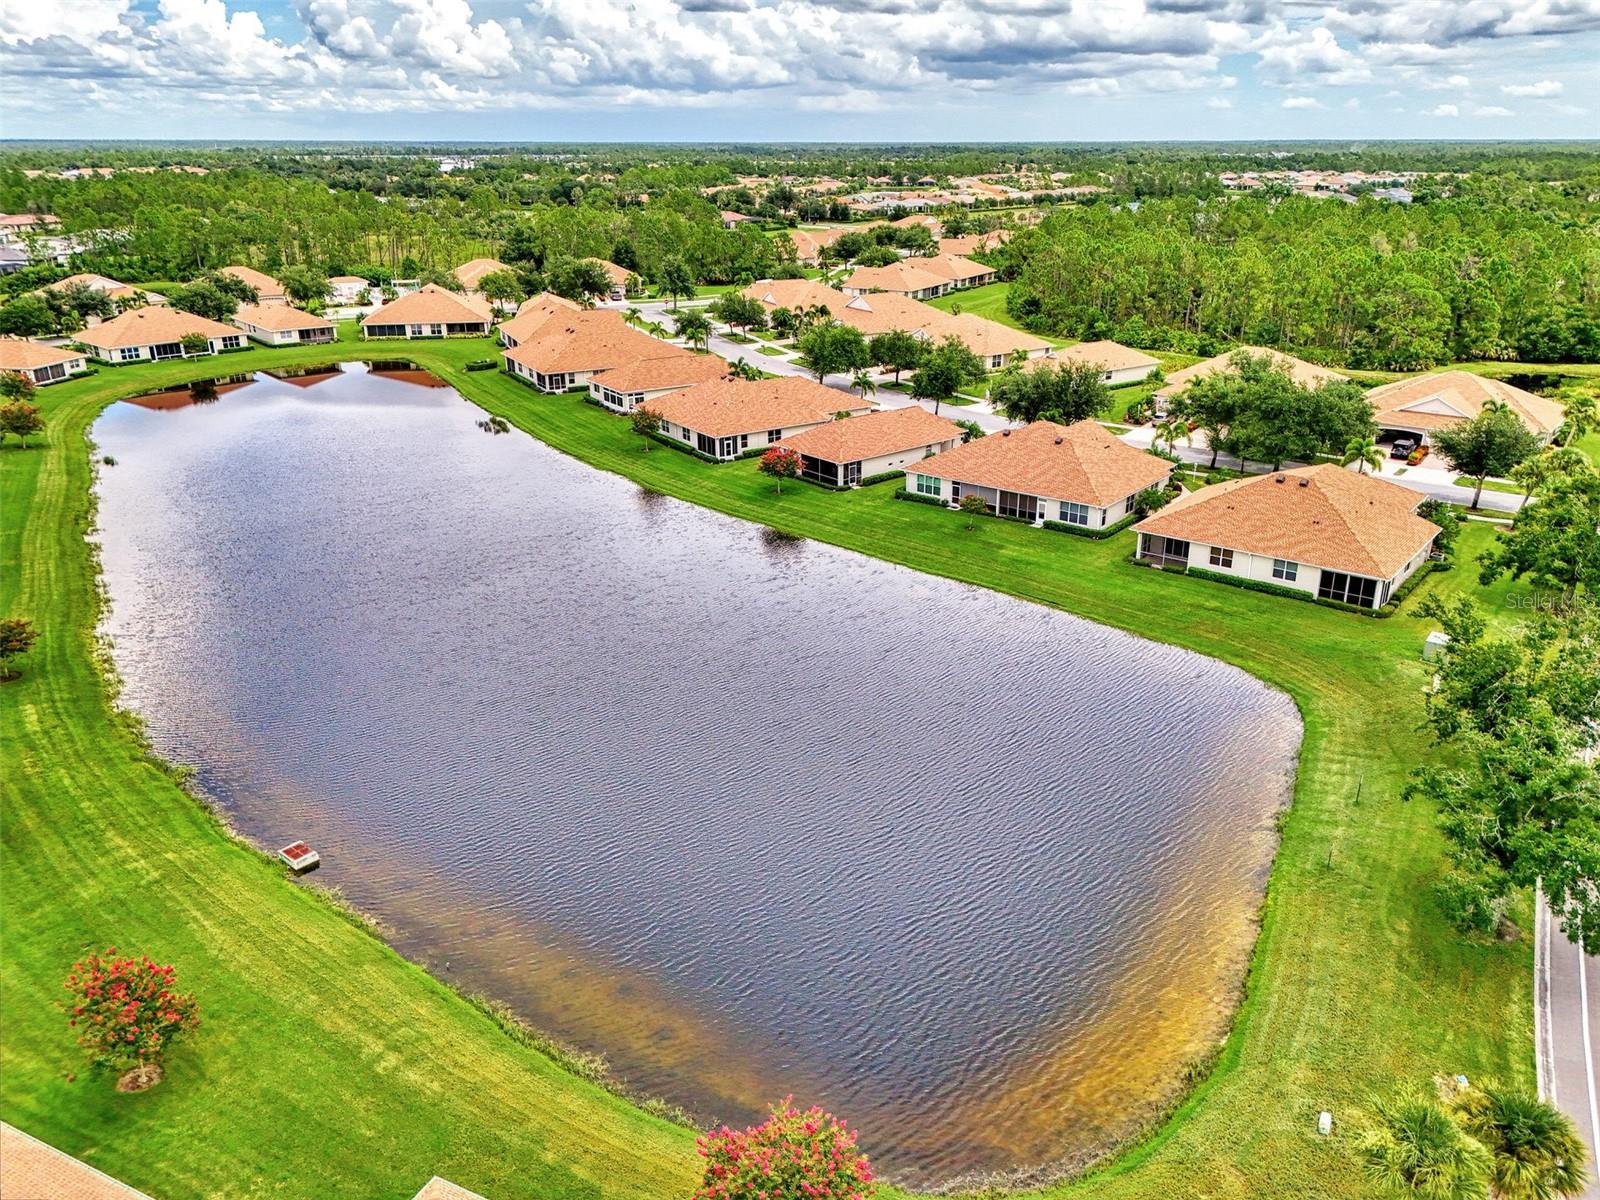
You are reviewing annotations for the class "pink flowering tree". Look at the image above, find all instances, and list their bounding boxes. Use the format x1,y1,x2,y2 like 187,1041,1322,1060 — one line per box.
758,447,802,495
63,948,201,1090
693,1098,874,1200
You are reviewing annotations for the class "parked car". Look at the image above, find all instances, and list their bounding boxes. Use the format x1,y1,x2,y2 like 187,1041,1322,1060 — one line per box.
1389,437,1419,460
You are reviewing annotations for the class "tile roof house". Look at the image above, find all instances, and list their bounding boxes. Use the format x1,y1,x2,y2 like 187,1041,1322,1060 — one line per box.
497,291,583,347
1028,340,1160,386
232,302,336,346
453,257,514,292
938,231,1010,257
1365,371,1564,444
902,253,996,289
779,405,964,487
1134,463,1440,609
503,310,684,393
42,274,168,309
327,275,370,304
742,279,853,317
907,419,1173,528
0,335,88,385
74,307,245,363
362,285,494,339
840,260,955,300
1154,346,1348,401
926,313,1052,369
643,377,871,461
588,350,730,413
219,265,287,304
585,258,634,300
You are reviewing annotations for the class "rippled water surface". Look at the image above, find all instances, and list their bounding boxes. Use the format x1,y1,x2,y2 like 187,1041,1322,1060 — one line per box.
93,364,1300,1185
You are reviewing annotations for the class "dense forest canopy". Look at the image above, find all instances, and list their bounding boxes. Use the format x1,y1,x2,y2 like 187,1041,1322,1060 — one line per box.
1,141,1596,367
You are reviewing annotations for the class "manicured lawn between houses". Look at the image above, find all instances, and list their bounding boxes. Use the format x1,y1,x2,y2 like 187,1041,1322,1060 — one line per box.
3,334,1531,1200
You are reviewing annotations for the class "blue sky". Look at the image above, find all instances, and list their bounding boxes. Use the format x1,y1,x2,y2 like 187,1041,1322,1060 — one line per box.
1,0,1596,141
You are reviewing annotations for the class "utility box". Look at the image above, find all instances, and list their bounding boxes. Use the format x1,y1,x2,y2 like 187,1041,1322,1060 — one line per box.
1317,1111,1333,1137
1423,631,1451,663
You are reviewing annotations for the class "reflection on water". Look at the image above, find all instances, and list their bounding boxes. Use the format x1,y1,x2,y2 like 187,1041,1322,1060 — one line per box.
92,363,1300,1186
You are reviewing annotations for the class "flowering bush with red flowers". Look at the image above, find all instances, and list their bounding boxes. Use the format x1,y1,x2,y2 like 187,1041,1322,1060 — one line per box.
693,1097,873,1200
63,948,200,1075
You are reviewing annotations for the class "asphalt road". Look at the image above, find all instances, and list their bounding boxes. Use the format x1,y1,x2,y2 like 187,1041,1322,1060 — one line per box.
1537,899,1600,1199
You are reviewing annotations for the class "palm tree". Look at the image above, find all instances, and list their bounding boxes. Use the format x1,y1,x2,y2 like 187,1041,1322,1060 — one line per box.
1342,435,1384,475
1450,1084,1589,1200
644,321,668,339
728,357,761,381
673,310,711,353
1359,1092,1491,1200
1155,415,1192,456
851,369,877,402
1558,392,1596,446
623,305,642,329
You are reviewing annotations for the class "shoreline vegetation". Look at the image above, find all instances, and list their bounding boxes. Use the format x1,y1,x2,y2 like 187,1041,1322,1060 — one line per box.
2,331,1538,1199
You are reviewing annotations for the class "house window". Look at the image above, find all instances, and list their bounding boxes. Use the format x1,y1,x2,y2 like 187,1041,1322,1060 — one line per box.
1318,571,1379,607
739,434,749,451
1123,494,1137,515
1272,559,1299,582
913,473,941,497
767,428,782,442
1060,501,1090,526
117,346,141,362
1208,546,1235,568
221,335,241,349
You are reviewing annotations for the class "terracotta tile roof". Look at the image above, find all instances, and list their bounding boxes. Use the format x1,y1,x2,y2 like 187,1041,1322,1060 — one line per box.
833,291,945,336
329,274,368,285
905,253,993,283
642,376,869,437
453,258,513,290
585,258,632,288
362,284,493,328
42,272,125,293
233,303,334,332
927,313,1052,358
842,261,950,295
1156,346,1347,397
219,265,285,298
938,231,1009,257
74,306,238,349
914,419,1173,507
497,292,583,343
742,279,849,314
411,1176,490,1200
504,311,677,375
1135,463,1439,578
1,1123,154,1200
778,404,963,464
1033,340,1159,373
0,336,84,370
1366,370,1564,438
892,214,942,231
785,230,823,261
593,351,729,393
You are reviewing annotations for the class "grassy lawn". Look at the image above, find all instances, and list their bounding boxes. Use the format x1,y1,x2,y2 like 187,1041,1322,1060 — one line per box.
754,345,789,357
2,333,1534,1200
1453,476,1526,495
926,281,1020,328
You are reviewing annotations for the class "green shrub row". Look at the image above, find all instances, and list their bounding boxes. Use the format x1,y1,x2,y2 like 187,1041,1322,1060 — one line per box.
860,469,905,487
1171,558,1449,618
1042,511,1141,540
464,359,497,371
893,487,948,507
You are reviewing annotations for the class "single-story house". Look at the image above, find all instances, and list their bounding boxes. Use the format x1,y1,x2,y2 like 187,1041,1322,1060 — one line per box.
892,213,942,234
1365,371,1564,446
588,351,730,413
742,279,854,317
232,303,336,346
362,285,494,339
37,274,167,313
779,404,964,487
1134,463,1440,609
220,265,287,305
938,231,1010,257
908,253,996,290
328,275,370,304
720,210,752,229
453,257,513,293
1030,340,1161,386
74,307,244,364
643,377,871,461
930,313,1053,370
586,258,633,300
906,418,1173,527
497,291,582,348
1154,346,1347,403
0,336,88,385
840,261,953,301
503,311,681,393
